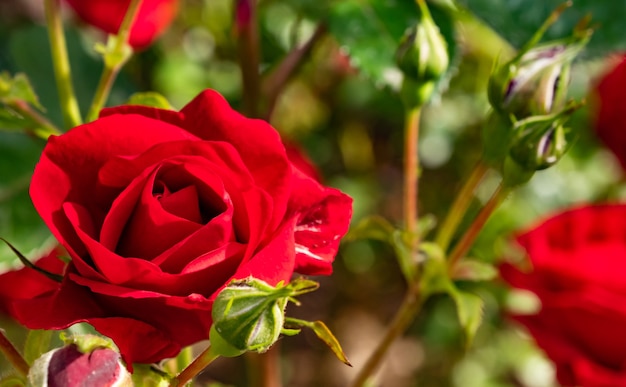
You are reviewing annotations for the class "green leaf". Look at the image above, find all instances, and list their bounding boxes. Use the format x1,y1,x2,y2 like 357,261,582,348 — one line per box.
345,215,395,242
449,289,484,348
327,0,458,92
0,72,43,110
459,0,626,56
126,92,174,110
451,259,498,281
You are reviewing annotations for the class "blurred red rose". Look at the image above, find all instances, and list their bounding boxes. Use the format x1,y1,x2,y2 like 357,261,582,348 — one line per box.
0,89,352,366
65,0,178,48
501,204,626,387
594,54,626,171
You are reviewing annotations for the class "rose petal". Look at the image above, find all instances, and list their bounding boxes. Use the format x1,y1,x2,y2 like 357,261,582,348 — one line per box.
233,218,297,286
180,90,292,230
87,317,181,367
31,114,196,251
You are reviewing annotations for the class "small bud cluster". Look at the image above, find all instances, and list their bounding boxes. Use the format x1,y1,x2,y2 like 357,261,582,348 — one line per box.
483,4,592,186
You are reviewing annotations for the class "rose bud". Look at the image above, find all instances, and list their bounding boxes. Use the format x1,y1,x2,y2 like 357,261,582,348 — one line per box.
488,4,592,118
28,337,131,387
396,0,449,107
210,277,318,357
65,0,179,49
508,109,574,171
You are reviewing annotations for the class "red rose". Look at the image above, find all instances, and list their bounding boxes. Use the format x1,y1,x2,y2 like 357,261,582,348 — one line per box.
593,54,626,171
0,90,352,366
65,0,179,48
501,204,626,387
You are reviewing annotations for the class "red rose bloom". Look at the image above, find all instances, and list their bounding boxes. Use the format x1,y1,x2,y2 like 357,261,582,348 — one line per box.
0,90,352,366
65,0,178,48
501,204,626,387
594,54,626,171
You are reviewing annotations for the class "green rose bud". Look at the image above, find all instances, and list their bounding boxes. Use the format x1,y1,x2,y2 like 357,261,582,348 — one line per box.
488,3,592,118
396,0,449,107
209,277,319,357
508,111,572,172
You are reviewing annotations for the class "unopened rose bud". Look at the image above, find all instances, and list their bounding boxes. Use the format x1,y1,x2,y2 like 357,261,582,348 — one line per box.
209,277,318,357
488,5,591,118
509,114,569,172
500,101,580,187
396,0,449,107
28,340,131,387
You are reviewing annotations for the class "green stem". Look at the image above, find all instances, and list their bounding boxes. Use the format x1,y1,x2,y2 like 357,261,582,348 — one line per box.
262,24,326,122
236,0,261,117
8,100,62,139
447,183,510,271
434,161,489,252
246,347,281,387
403,108,421,244
171,343,220,387
44,0,82,129
175,346,193,374
350,282,424,387
352,106,423,385
86,0,143,122
0,329,29,377
87,66,119,122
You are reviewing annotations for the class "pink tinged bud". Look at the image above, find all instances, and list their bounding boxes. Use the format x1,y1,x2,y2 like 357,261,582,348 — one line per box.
29,344,132,387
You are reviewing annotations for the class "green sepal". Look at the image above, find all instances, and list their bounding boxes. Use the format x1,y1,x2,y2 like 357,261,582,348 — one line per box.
59,333,116,354
284,318,351,367
208,325,246,358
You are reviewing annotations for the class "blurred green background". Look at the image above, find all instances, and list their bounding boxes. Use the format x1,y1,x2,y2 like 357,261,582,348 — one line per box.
1,0,626,386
